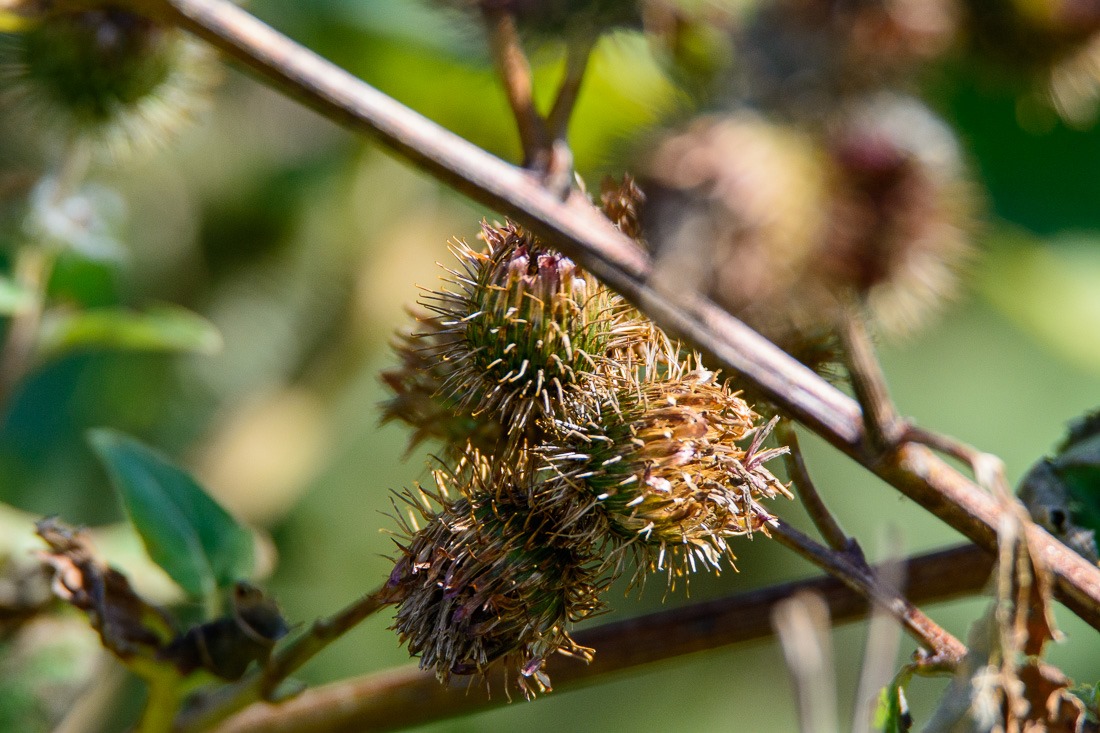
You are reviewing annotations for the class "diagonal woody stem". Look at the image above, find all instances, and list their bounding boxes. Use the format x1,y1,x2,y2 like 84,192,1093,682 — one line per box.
136,0,1100,633
481,7,551,170
776,419,853,553
211,544,991,733
769,521,966,663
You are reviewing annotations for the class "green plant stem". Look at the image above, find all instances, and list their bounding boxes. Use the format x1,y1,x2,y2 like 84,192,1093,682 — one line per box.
132,0,1100,643
174,584,401,732
140,671,187,733
211,544,991,733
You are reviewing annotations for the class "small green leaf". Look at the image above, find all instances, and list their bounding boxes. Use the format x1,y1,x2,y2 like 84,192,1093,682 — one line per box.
89,429,253,601
37,305,222,363
0,276,35,316
874,680,912,733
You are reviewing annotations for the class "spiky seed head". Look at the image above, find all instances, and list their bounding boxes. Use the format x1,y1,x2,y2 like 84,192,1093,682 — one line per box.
418,220,626,443
1,7,218,159
823,93,974,337
640,113,842,374
547,366,791,579
387,460,605,696
738,0,958,118
380,308,504,455
641,103,973,375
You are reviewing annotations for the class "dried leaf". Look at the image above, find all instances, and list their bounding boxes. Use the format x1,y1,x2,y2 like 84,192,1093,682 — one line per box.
37,518,287,682
35,518,176,662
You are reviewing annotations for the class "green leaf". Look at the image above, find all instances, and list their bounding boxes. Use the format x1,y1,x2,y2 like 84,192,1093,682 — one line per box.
37,305,222,363
874,680,912,733
89,429,253,601
0,276,35,316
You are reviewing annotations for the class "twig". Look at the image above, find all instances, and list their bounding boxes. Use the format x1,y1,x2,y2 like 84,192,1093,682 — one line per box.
175,584,401,732
838,303,902,453
481,7,550,170
852,530,905,733
839,305,1010,494
770,521,966,663
776,419,852,553
546,34,595,142
901,424,1010,495
138,0,1100,631
212,544,992,733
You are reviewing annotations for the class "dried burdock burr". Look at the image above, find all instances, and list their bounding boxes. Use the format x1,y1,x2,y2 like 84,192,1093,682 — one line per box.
387,458,606,696
382,220,654,454
737,0,959,118
821,93,975,338
640,96,974,372
640,112,840,372
381,309,505,456
445,0,644,38
544,364,791,580
0,5,218,159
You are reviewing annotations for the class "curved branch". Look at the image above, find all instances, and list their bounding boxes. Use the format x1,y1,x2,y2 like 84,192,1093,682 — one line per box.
141,0,1100,629
213,544,992,733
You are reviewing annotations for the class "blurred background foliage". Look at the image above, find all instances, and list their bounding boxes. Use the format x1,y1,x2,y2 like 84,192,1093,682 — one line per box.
2,0,1100,730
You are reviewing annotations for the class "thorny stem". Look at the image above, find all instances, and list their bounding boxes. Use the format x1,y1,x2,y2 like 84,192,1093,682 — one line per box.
136,0,1100,652
212,544,992,733
174,584,401,732
776,419,852,553
769,521,967,663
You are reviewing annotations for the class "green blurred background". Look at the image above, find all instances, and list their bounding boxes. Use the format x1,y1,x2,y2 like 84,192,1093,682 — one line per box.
2,1,1100,730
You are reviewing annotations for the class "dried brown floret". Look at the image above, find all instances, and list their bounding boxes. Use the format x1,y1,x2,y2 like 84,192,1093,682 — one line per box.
387,459,606,695
544,365,791,580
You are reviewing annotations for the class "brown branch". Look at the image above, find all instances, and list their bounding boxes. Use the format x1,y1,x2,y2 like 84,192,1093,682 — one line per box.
175,584,401,732
838,303,902,451
212,544,992,733
776,419,852,553
546,34,595,143
141,0,1100,632
770,521,966,663
481,7,550,170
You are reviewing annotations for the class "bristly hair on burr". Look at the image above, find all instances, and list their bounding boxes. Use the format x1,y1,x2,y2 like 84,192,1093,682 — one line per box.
541,358,792,586
386,455,608,697
384,219,663,456
0,6,219,160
